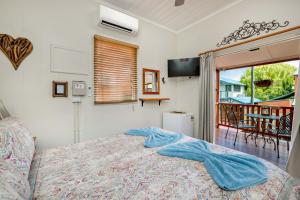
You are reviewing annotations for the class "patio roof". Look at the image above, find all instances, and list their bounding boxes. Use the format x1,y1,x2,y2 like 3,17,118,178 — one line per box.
220,77,245,86
257,91,295,103
270,91,295,101
223,96,262,104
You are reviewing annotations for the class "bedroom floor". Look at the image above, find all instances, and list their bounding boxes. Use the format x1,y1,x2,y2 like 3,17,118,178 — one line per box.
215,126,288,170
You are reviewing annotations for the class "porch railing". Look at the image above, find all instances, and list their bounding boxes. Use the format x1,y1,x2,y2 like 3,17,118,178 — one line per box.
217,103,294,139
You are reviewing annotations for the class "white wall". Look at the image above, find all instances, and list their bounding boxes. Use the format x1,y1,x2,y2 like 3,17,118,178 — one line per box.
0,0,178,149
176,0,300,135
1,0,300,149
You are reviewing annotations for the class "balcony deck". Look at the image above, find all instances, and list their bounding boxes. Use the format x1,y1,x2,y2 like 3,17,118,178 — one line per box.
215,126,289,170
217,103,294,138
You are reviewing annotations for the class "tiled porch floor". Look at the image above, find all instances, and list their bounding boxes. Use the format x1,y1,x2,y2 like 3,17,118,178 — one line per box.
215,126,289,170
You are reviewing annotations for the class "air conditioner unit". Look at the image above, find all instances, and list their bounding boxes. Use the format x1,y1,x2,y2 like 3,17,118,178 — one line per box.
98,5,139,36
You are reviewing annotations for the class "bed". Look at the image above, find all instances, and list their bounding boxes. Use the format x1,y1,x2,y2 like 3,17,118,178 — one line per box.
1,117,299,200
28,134,299,200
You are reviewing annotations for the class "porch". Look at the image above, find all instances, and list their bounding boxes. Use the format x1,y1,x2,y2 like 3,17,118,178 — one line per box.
215,126,289,170
217,103,294,137
215,102,293,169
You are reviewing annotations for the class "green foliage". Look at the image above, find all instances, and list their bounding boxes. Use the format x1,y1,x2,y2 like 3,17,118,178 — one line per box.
240,63,296,101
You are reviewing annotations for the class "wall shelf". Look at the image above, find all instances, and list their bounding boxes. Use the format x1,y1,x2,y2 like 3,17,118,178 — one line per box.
139,98,170,107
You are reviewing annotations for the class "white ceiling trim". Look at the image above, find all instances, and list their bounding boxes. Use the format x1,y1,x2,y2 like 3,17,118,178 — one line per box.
99,0,245,35
135,14,178,34
176,0,245,34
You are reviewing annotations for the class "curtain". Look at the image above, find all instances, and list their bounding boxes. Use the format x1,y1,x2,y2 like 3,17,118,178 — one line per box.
196,52,216,143
286,68,300,178
0,100,10,119
287,125,300,178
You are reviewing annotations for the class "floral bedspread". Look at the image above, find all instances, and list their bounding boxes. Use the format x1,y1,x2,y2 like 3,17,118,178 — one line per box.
29,135,300,200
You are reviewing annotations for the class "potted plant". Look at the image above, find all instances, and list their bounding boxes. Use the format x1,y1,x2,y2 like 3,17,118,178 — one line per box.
254,79,273,87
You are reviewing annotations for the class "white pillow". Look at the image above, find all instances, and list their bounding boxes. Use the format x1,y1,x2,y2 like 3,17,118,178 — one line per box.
0,117,35,178
0,160,31,200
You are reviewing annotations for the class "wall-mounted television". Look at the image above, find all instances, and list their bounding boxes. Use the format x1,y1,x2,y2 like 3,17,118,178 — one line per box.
168,57,200,77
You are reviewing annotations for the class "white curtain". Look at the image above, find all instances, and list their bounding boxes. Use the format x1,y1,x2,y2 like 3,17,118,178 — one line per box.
0,100,10,119
286,68,300,178
287,126,300,178
197,52,216,143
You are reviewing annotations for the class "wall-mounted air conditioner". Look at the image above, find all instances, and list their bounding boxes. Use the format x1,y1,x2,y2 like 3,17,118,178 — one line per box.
98,5,139,36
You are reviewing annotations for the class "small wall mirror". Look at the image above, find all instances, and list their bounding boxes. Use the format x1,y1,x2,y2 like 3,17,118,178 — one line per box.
143,68,160,95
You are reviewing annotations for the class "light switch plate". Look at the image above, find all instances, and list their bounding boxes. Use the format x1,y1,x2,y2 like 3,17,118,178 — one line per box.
72,81,86,96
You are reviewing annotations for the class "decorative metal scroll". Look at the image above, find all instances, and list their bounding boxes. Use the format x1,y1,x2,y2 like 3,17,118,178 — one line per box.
216,20,289,47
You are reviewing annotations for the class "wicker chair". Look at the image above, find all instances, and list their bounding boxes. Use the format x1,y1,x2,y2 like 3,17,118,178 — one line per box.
225,107,258,146
262,112,293,158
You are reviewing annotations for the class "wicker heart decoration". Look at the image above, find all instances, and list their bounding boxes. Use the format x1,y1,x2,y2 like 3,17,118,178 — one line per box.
0,34,33,70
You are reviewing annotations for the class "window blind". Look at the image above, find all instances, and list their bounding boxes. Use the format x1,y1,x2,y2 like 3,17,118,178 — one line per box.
94,35,138,104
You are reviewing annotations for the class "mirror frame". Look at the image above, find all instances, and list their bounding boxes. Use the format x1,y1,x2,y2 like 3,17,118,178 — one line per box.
142,68,160,95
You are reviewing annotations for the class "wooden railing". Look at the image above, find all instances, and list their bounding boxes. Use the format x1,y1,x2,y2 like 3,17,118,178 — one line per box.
217,103,294,138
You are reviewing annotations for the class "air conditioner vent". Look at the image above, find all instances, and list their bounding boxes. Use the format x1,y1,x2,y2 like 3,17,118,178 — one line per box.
249,47,260,52
101,20,133,33
98,5,139,36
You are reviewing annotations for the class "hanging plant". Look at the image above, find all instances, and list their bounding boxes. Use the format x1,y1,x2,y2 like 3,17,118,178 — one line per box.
254,80,273,87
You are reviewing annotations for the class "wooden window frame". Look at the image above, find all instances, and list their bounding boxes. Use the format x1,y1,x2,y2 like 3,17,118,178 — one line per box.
94,35,139,104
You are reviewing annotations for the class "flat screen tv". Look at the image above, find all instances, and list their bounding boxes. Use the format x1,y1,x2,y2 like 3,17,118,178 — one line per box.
168,57,200,77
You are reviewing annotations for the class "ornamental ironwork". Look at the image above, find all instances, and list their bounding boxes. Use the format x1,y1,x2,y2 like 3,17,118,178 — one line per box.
216,20,289,47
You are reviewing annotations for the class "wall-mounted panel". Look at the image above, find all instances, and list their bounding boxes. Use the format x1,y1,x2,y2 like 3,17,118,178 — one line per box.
51,45,88,75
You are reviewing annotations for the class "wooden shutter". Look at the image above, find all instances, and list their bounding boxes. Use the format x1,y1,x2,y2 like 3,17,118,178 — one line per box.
94,35,138,104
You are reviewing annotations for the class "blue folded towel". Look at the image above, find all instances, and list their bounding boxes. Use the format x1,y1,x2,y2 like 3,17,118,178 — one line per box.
157,140,268,190
126,127,183,148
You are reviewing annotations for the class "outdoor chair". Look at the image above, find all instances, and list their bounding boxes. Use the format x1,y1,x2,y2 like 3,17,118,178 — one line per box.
225,107,258,146
262,112,293,158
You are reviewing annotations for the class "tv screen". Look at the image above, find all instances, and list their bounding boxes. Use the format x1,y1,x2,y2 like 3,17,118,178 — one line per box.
168,57,200,77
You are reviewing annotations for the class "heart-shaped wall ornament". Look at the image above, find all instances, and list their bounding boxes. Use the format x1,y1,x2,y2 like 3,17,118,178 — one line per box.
0,34,33,70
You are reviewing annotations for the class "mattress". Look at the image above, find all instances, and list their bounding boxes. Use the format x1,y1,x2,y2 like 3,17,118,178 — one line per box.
28,134,300,199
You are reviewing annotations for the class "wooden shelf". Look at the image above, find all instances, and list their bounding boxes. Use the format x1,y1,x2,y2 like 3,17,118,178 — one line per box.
139,98,170,107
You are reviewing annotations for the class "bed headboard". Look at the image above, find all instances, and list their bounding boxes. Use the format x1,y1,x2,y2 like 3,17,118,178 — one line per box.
0,100,11,119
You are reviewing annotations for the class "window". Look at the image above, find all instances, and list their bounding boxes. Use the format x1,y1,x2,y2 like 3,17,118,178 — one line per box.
234,85,241,92
225,85,231,92
94,35,138,104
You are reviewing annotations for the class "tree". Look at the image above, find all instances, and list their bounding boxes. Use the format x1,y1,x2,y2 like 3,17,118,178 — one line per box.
240,63,296,101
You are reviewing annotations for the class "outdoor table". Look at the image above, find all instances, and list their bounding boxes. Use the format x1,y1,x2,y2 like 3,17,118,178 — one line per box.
245,113,280,121
245,113,280,149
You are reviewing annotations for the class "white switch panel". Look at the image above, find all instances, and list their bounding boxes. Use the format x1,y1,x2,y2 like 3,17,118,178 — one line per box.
72,81,86,96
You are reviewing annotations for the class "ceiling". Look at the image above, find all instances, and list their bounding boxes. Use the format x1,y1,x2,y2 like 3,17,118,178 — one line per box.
103,0,240,33
215,38,300,69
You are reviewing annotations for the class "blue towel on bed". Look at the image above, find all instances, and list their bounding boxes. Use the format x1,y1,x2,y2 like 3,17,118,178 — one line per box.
157,140,268,191
126,127,183,148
